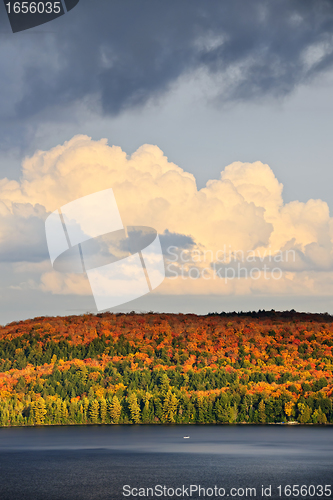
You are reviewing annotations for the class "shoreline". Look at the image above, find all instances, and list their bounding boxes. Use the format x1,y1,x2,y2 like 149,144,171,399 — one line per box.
1,421,332,428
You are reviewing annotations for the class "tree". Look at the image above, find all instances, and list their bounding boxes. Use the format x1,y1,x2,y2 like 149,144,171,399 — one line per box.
229,403,238,423
33,397,47,425
159,374,170,396
100,398,107,423
16,376,26,392
0,402,10,426
284,401,294,420
108,396,122,424
215,395,232,423
61,400,69,422
162,391,178,423
0,311,333,428
195,396,205,423
312,407,327,424
127,393,141,423
89,400,99,423
142,391,152,423
298,403,312,423
82,397,89,421
258,400,266,423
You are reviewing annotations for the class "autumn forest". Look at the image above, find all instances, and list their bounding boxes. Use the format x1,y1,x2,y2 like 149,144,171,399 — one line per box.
0,310,332,426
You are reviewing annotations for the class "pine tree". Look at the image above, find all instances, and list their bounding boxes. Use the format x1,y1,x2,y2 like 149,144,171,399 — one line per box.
162,391,178,423
54,397,62,424
127,393,141,423
77,401,84,424
258,399,266,423
0,402,10,426
142,392,152,422
69,399,78,422
143,391,152,411
100,398,107,423
61,401,69,422
89,400,99,423
195,396,209,423
82,396,89,418
159,374,170,396
78,367,88,384
109,396,122,424
215,397,230,422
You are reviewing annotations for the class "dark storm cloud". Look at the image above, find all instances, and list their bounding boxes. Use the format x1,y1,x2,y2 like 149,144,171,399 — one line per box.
1,0,333,132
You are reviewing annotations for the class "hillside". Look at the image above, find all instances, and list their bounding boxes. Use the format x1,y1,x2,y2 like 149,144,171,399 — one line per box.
0,310,332,425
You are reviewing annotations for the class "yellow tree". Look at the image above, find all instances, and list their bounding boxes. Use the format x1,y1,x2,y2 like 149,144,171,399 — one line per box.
33,397,47,425
61,401,69,422
89,400,99,423
109,396,122,424
127,393,141,423
99,398,107,423
54,397,62,424
284,401,294,420
163,391,178,423
142,391,152,422
143,392,152,412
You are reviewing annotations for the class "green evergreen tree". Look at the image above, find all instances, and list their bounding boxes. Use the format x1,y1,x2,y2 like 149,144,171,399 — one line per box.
159,374,170,396
82,396,89,422
258,399,266,423
89,400,99,423
127,393,141,423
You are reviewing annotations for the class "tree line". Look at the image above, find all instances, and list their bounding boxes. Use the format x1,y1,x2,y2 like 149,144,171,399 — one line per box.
0,311,332,426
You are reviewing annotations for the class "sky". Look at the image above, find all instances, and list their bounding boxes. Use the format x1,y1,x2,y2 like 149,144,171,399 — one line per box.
1,0,333,324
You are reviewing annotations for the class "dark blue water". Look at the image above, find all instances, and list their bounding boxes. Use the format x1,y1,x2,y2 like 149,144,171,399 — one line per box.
0,425,332,500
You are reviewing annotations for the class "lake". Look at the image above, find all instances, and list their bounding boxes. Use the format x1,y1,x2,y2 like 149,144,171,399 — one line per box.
0,425,332,500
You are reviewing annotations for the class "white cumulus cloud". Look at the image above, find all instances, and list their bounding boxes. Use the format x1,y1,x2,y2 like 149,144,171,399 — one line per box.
0,134,332,298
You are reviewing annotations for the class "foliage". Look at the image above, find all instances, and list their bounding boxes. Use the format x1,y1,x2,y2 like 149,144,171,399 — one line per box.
0,310,332,426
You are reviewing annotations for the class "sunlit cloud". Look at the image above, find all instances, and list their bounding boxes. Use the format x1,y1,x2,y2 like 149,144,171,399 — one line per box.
1,134,333,298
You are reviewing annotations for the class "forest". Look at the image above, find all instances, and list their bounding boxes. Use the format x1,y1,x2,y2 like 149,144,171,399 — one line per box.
0,310,332,426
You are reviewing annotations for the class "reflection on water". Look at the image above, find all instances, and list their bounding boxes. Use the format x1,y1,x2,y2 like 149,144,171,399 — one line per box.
0,426,332,500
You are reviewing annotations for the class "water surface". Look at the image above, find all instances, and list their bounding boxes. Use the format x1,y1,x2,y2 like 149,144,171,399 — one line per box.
0,425,332,500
